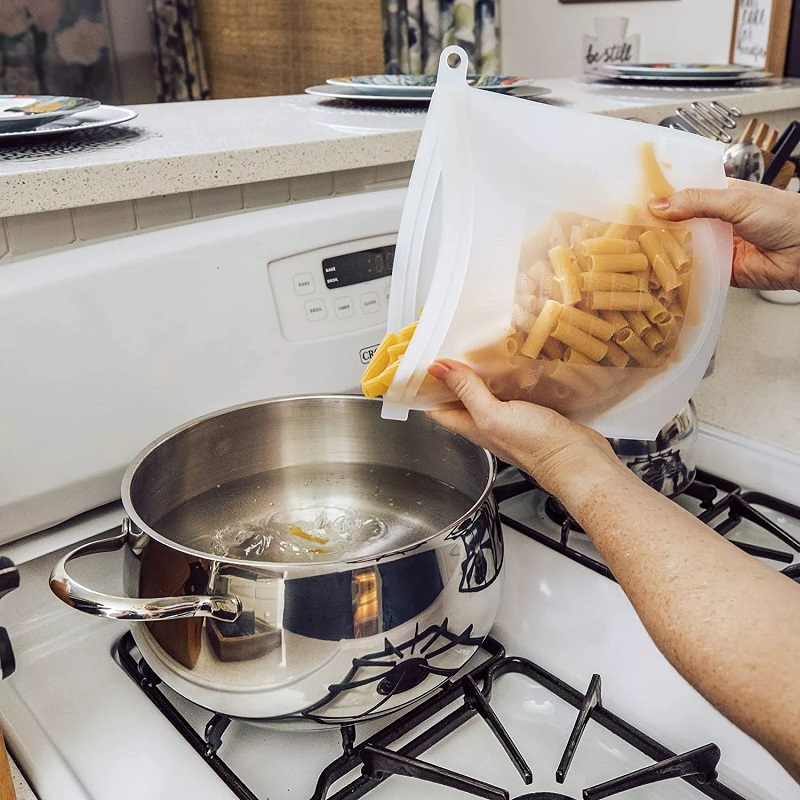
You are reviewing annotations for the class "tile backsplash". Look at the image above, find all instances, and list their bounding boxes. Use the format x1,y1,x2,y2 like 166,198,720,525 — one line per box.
0,163,413,263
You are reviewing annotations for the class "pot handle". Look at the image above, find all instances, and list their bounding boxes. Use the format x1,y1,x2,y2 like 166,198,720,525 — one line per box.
49,529,241,623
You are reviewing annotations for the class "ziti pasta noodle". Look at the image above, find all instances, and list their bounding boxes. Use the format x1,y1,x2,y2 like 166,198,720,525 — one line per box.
364,202,698,418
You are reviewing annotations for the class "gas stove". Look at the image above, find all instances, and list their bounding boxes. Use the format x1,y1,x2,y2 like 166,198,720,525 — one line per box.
1,188,799,800
2,428,798,800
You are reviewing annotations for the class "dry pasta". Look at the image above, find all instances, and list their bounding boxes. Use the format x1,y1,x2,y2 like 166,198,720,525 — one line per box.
361,206,694,407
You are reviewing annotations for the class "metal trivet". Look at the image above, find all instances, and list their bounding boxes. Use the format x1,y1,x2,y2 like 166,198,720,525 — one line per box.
115,633,746,800
496,469,800,583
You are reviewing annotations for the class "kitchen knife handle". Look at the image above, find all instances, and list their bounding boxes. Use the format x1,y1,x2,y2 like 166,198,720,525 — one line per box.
762,121,800,185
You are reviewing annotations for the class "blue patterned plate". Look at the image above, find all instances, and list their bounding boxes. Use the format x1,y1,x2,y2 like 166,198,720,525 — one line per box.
327,74,533,97
0,95,100,133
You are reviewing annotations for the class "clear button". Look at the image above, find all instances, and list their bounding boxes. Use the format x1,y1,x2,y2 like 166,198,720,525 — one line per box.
305,299,327,321
293,273,315,296
361,291,380,315
334,296,355,319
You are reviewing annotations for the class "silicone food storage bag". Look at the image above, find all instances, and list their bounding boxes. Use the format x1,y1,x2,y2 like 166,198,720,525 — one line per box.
365,46,732,440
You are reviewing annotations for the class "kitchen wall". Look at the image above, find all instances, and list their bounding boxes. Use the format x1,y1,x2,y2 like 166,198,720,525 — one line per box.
105,0,156,104
501,0,736,79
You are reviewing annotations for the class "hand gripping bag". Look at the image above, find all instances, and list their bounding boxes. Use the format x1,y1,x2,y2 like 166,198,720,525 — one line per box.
369,46,732,439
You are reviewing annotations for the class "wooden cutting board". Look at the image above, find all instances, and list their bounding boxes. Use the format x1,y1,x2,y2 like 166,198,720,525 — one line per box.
0,729,16,800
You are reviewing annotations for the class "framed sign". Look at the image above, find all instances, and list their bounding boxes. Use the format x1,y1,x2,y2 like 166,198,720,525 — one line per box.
730,0,794,76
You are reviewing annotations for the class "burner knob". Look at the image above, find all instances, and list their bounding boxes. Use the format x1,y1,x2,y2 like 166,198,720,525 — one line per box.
0,557,19,680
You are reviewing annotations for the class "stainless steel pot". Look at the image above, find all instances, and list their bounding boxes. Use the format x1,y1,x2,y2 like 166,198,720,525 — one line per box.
607,401,698,497
49,396,502,725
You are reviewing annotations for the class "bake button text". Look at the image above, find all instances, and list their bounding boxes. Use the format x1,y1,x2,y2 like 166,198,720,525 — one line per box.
293,273,315,296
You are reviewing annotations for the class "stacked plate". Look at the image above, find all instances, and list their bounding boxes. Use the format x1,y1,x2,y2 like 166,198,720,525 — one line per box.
588,63,772,86
0,94,137,141
305,74,551,105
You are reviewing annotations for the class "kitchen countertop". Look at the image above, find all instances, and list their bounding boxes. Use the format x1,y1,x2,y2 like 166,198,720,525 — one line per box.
694,288,800,454
9,756,34,800
2,78,800,217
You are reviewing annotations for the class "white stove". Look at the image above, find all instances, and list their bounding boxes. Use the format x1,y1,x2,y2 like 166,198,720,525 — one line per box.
1,188,799,800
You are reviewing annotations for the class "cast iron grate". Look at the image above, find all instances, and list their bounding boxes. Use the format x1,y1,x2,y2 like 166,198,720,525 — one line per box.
496,469,800,583
116,633,747,800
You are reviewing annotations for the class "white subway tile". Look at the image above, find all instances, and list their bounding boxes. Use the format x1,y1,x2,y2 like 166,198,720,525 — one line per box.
135,193,192,229
73,201,137,240
374,162,413,184
334,167,377,195
6,209,75,255
290,173,334,201
191,186,244,218
242,180,291,209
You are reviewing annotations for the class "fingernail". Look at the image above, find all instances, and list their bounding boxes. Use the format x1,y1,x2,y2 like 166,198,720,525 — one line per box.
428,361,450,381
649,196,670,211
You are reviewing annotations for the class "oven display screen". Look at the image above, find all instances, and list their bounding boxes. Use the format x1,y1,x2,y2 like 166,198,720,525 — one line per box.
322,245,395,289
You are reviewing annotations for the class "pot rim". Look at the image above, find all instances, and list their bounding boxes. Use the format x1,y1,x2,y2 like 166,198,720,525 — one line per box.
121,394,497,572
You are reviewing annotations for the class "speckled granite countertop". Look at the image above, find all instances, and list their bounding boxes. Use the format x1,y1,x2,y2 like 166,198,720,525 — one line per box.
694,288,800,454
9,756,35,800
2,80,800,217
0,95,425,217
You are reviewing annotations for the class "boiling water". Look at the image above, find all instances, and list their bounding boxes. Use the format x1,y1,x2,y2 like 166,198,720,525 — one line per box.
155,463,476,563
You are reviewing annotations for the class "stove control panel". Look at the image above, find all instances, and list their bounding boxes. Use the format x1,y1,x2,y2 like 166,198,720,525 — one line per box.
268,234,396,342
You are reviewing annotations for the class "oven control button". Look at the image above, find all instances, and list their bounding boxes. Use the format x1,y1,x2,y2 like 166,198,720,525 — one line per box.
360,292,380,315
384,284,391,302
293,273,315,296
334,296,355,319
305,299,327,321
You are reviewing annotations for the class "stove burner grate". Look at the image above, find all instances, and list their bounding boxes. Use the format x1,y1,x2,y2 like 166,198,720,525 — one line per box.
115,633,747,800
498,469,800,584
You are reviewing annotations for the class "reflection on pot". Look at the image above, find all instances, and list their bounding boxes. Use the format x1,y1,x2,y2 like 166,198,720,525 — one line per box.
446,498,504,592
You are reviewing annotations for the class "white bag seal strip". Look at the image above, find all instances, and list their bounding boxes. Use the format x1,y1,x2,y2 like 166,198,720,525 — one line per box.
381,46,732,439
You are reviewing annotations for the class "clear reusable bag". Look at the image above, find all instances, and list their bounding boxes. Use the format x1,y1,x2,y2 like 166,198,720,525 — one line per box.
378,46,733,439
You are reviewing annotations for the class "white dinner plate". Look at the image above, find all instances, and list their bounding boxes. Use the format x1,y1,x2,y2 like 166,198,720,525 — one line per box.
0,94,100,132
588,69,772,86
597,63,758,78
0,105,138,141
306,84,551,104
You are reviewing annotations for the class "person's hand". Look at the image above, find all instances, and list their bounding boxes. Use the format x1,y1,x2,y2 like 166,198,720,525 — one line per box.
648,178,800,292
426,359,629,503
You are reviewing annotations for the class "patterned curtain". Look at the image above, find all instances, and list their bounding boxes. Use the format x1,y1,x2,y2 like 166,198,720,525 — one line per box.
150,0,209,102
382,0,500,75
